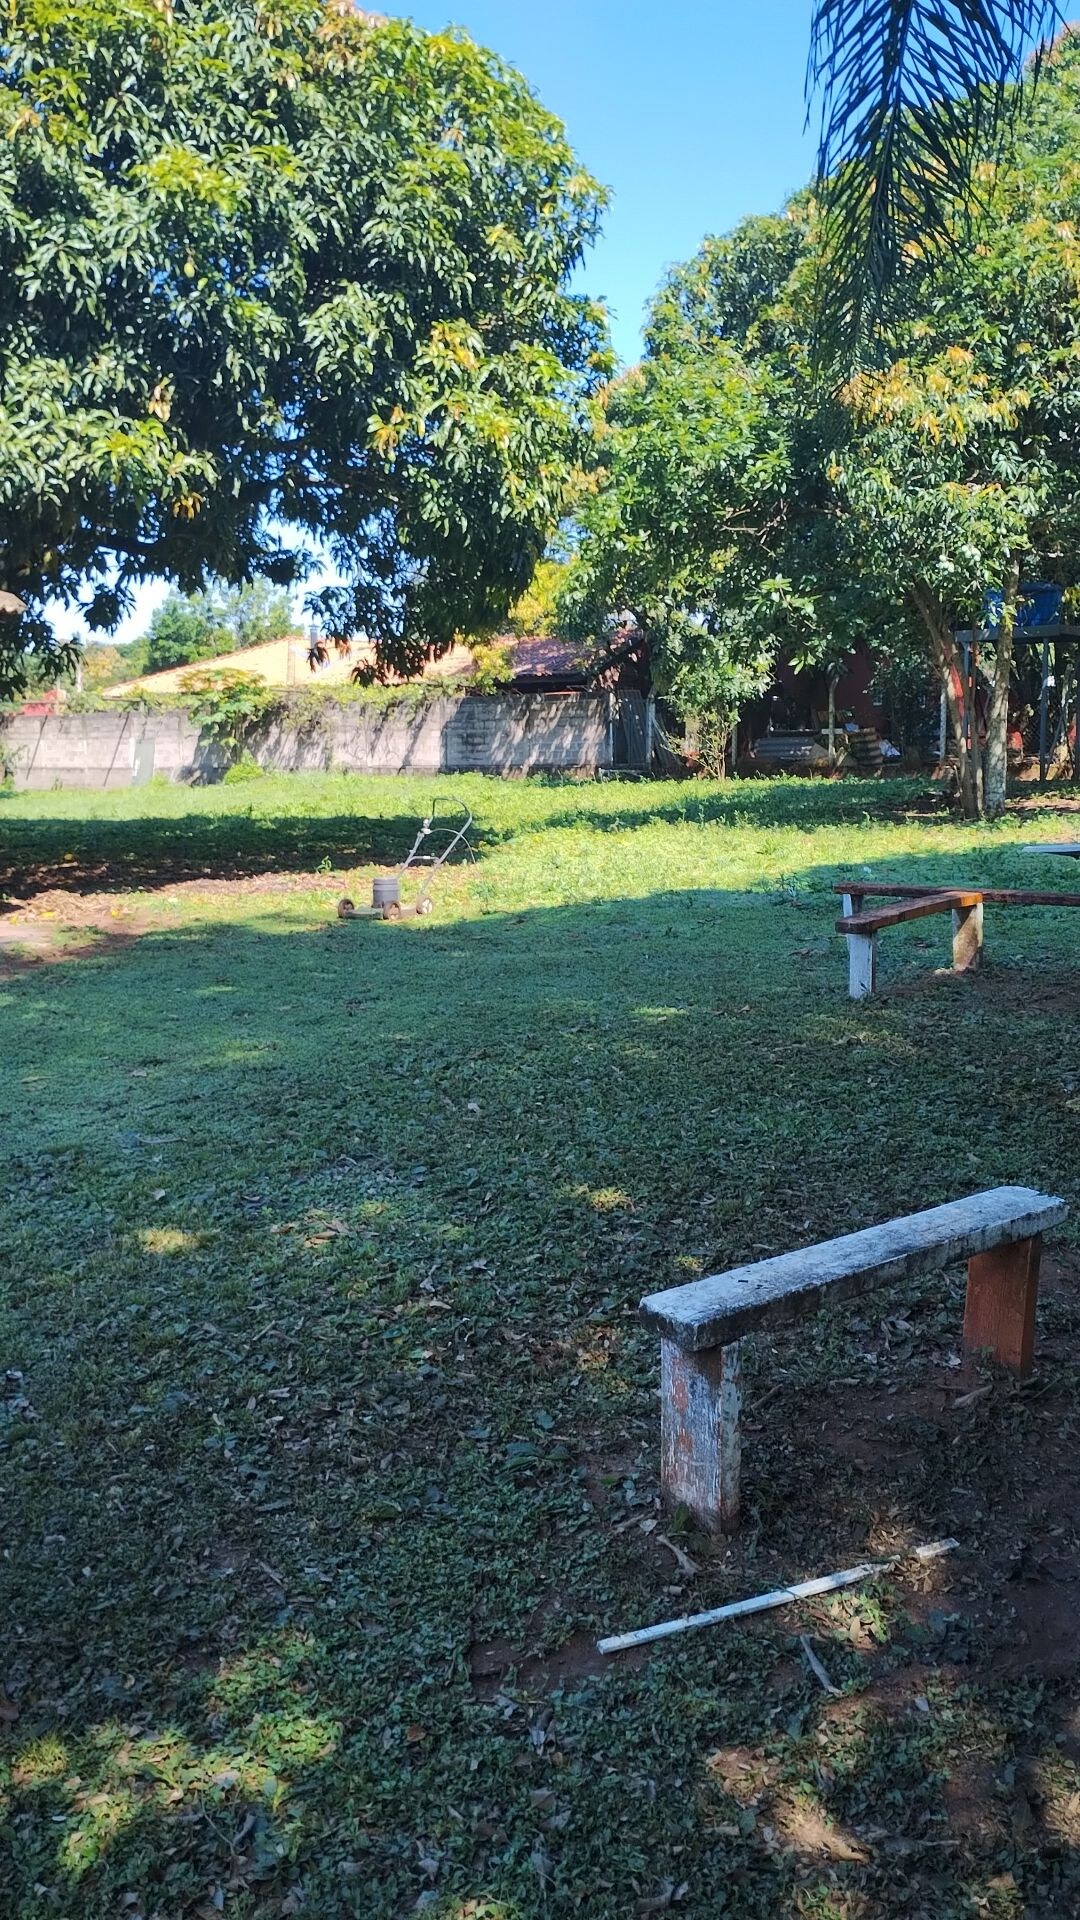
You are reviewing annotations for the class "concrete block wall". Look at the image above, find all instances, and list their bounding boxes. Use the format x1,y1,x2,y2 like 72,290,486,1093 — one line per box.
2,709,215,790
2,693,625,789
442,696,610,771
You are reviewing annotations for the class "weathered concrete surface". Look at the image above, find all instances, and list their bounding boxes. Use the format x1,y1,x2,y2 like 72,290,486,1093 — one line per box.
660,1337,742,1531
252,695,614,777
2,710,214,789
640,1187,1068,1352
2,692,626,788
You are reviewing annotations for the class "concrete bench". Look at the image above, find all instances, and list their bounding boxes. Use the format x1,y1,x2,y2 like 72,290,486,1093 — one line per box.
639,1186,1067,1531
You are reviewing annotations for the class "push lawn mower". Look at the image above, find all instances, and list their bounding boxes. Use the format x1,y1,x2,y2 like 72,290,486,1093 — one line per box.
337,801,475,922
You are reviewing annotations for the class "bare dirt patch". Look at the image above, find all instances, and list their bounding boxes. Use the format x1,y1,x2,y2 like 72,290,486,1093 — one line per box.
879,959,1080,1015
468,1629,617,1699
0,870,348,973
1013,793,1080,814
0,913,145,974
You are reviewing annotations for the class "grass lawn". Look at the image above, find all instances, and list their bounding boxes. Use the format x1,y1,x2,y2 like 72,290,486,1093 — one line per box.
2,770,1080,1919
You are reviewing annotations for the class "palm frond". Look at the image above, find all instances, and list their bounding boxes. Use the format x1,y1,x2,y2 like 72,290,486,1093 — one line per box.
808,1,1063,363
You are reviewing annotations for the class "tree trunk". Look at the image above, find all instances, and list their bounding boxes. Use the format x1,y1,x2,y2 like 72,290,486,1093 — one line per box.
911,583,982,819
984,559,1019,821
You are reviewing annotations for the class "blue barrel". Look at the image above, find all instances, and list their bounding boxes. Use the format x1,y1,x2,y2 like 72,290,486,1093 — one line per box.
1022,582,1062,628
983,582,1061,630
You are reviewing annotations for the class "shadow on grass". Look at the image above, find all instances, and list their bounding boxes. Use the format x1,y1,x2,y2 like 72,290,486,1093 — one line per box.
0,808,474,904
7,771,1080,910
534,772,943,836
2,885,1080,1916
0,772,968,908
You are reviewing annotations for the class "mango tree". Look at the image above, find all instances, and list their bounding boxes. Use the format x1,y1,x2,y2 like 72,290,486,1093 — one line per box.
0,0,607,694
560,212,901,751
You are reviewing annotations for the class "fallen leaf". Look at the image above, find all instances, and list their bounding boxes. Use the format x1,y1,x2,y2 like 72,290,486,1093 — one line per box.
952,1384,992,1410
657,1534,700,1577
636,1880,688,1915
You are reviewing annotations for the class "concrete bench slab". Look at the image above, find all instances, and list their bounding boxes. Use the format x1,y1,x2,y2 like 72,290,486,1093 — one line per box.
640,1187,1067,1531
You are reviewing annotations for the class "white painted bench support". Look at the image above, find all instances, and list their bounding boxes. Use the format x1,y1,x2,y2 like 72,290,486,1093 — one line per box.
660,1338,741,1532
848,930,877,1000
952,900,984,973
641,1188,1066,1532
841,891,877,1002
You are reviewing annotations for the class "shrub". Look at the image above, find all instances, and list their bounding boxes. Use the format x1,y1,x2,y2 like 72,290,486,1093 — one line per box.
178,669,273,753
222,751,266,784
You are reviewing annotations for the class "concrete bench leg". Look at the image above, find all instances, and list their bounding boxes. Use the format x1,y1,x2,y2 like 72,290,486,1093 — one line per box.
952,900,984,973
848,930,877,1000
963,1233,1042,1377
660,1338,741,1530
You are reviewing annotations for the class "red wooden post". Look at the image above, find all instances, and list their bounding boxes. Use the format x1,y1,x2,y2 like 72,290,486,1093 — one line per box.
963,1234,1042,1377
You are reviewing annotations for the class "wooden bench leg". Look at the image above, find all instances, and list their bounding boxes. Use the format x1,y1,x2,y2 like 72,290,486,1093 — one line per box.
952,900,984,973
848,930,877,1000
963,1233,1042,1377
660,1338,741,1531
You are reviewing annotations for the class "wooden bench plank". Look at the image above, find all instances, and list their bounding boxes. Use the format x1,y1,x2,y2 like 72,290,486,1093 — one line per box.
965,1236,1043,1376
952,898,984,973
642,1188,1067,1530
848,923,876,999
836,891,985,997
835,881,1080,909
835,891,980,935
661,1340,741,1532
640,1187,1067,1353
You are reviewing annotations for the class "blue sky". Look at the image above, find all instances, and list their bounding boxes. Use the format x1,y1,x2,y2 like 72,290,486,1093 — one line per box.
405,0,818,365
75,2,818,648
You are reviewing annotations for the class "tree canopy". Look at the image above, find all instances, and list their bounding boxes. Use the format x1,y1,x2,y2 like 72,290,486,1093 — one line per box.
142,580,293,672
0,0,607,695
561,207,886,734
565,31,1080,814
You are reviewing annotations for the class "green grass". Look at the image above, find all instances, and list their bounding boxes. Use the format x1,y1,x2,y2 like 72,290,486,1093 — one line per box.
2,772,1080,1919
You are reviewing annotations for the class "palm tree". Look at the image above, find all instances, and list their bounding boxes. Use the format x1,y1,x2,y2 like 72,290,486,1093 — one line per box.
809,1,1063,354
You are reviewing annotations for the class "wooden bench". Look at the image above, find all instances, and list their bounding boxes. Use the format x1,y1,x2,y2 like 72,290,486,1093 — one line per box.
834,880,1080,1000
639,1186,1067,1531
836,891,984,999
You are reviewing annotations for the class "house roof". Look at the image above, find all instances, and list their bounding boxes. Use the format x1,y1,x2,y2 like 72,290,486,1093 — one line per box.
502,635,590,686
102,627,646,698
104,634,476,697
